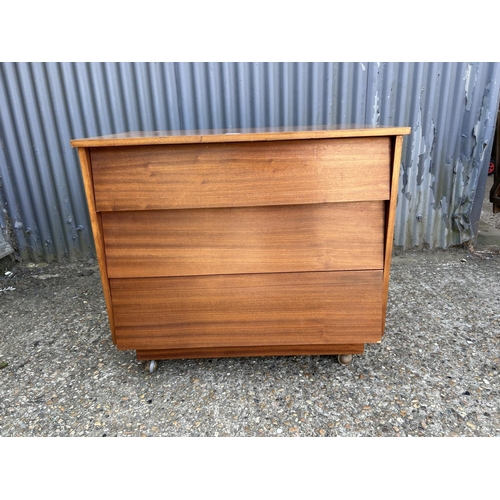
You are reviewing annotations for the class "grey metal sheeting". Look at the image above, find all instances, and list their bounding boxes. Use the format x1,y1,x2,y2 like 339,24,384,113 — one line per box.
1,62,499,261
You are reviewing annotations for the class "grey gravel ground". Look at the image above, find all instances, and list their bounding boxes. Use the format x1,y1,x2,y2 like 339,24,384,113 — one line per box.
1,245,499,437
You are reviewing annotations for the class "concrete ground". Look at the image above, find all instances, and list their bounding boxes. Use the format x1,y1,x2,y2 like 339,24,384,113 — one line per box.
1,176,499,437
0,244,498,437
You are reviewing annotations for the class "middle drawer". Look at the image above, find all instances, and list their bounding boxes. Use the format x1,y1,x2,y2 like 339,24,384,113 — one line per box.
102,201,385,278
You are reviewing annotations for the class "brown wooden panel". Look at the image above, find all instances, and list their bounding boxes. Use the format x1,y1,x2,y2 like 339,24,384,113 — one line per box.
77,148,116,343
71,125,411,148
110,271,383,350
102,201,385,278
91,137,391,211
382,135,404,332
135,344,365,360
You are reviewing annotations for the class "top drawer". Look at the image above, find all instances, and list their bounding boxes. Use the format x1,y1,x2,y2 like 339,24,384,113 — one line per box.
91,137,391,212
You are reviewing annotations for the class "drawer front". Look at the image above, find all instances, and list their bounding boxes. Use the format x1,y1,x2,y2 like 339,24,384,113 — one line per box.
102,201,385,278
110,270,384,350
91,137,391,211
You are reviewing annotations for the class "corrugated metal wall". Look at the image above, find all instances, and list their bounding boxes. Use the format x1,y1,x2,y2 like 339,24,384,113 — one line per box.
1,62,499,262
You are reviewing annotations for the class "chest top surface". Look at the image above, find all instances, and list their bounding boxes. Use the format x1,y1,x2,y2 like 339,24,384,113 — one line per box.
71,125,411,148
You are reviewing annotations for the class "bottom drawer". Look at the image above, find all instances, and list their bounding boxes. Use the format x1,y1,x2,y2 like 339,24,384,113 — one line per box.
110,271,383,350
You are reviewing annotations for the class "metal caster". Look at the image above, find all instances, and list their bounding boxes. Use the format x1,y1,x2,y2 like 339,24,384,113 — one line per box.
338,354,353,366
149,360,158,373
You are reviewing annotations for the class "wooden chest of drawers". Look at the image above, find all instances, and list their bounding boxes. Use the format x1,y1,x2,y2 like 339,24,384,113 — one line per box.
72,126,410,368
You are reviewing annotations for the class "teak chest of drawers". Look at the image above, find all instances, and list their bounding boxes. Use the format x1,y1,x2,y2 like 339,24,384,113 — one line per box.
72,126,410,370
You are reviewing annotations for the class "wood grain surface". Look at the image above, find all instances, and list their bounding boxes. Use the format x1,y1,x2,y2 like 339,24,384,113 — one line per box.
110,270,383,350
77,148,116,343
382,134,404,330
102,201,385,278
91,137,391,211
73,127,409,360
71,125,411,148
